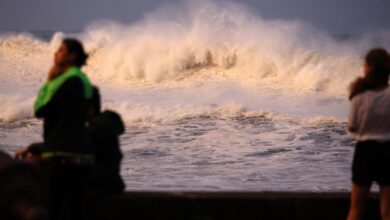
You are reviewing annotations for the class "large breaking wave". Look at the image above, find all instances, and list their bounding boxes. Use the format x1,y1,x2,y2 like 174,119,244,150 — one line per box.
0,0,389,122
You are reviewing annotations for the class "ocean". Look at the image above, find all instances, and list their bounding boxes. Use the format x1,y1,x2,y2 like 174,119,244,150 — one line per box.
1,1,389,191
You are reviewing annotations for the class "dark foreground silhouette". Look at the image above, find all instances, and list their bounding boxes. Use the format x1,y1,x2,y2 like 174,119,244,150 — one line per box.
0,151,49,220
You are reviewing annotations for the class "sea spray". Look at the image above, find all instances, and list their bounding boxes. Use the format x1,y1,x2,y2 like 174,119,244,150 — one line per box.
1,1,388,94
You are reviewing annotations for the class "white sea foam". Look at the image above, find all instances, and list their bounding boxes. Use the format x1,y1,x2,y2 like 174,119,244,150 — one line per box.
1,1,389,91
1,0,388,125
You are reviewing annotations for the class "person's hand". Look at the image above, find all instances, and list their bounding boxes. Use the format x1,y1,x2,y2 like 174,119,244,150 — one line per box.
14,147,42,165
47,65,64,81
14,147,29,160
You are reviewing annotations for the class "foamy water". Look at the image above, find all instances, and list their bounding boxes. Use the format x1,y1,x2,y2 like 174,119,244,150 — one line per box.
1,0,389,191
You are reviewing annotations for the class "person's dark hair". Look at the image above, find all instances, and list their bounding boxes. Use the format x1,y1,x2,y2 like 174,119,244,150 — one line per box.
62,38,88,67
349,48,390,100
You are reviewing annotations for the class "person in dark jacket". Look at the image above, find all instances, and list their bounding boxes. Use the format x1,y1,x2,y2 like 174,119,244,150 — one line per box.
86,87,125,195
16,38,94,220
34,39,94,157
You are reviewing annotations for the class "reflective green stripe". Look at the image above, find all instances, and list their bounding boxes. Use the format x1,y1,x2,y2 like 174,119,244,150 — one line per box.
34,66,93,112
41,152,94,160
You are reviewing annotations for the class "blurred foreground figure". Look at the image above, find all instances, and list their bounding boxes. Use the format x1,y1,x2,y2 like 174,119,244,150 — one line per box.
0,151,49,220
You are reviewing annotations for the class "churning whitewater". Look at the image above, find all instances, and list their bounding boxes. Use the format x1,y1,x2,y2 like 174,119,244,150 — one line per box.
1,0,389,191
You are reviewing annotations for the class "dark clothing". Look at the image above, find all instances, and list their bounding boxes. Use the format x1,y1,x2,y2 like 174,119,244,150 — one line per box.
352,140,390,186
43,162,88,220
28,142,45,155
87,110,125,194
34,75,93,220
35,77,92,154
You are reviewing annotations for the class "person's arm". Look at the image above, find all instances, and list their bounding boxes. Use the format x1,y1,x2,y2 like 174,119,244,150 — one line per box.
348,97,360,133
14,143,44,164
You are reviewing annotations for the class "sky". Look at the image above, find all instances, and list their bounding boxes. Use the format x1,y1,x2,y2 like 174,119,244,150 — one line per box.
0,0,389,35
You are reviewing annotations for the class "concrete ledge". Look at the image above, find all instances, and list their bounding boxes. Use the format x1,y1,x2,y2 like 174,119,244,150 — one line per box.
84,191,380,220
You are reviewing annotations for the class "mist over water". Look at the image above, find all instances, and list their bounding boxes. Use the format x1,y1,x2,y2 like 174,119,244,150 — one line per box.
0,0,389,191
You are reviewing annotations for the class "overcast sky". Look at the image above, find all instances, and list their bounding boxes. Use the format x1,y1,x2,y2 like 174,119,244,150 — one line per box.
0,0,389,35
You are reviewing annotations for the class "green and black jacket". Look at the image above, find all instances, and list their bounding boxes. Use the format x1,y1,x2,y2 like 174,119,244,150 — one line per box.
33,66,94,157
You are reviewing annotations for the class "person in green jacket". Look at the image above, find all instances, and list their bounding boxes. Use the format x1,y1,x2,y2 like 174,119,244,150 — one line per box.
16,38,94,220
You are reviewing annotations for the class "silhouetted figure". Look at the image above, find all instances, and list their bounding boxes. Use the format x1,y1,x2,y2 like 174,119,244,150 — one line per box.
16,38,94,220
86,87,125,195
347,48,390,220
0,152,49,220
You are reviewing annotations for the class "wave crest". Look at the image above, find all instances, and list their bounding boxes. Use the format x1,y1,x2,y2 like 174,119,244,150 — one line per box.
0,0,389,96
